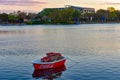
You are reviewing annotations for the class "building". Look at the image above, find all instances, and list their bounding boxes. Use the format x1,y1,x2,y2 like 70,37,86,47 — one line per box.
65,5,95,13
41,5,95,13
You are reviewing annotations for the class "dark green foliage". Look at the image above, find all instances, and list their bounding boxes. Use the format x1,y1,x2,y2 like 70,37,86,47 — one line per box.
0,11,37,24
0,13,8,22
35,7,82,24
1,7,120,25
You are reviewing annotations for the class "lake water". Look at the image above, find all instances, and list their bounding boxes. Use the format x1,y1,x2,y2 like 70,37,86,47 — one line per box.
0,24,120,80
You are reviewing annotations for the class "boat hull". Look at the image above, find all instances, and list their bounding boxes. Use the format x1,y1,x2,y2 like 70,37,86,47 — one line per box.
32,58,66,70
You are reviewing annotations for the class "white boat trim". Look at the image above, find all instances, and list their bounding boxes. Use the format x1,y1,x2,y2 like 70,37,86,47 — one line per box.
32,58,66,64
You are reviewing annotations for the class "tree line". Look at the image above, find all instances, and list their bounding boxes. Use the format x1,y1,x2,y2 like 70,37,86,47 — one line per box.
0,11,37,24
0,7,120,24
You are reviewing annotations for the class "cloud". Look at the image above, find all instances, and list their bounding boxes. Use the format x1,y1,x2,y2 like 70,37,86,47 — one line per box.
105,2,120,5
0,0,47,6
0,9,37,13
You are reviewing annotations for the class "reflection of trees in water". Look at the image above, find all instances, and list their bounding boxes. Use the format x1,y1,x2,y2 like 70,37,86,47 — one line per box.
0,28,45,35
32,65,66,80
0,30,25,34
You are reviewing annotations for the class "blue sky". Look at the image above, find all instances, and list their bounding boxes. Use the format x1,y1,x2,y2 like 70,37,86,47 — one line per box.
0,0,120,13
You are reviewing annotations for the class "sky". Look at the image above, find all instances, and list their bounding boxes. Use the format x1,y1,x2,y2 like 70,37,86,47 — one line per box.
0,0,120,13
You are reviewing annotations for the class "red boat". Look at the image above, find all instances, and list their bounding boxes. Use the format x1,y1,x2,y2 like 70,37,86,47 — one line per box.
32,52,66,70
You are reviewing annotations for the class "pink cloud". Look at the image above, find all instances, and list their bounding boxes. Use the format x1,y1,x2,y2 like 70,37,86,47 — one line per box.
101,2,120,5
104,2,120,5
0,0,47,6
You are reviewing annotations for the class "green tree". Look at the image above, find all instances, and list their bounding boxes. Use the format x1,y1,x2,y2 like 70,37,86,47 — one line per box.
17,11,27,19
49,10,61,23
0,13,8,22
60,8,74,23
96,9,109,22
17,11,27,23
27,13,37,20
40,9,54,16
107,7,117,21
73,10,81,21
8,13,17,22
107,7,115,12
116,10,120,21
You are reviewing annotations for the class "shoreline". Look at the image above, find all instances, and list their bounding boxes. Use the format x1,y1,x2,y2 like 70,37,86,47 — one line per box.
0,22,120,26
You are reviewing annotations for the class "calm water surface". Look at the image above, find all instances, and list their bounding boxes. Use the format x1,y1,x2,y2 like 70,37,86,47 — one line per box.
0,24,120,80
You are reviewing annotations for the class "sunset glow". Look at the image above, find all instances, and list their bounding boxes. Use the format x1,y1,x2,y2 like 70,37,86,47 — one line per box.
1,0,120,13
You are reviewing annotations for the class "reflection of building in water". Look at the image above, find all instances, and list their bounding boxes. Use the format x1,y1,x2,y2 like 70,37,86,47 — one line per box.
32,65,66,80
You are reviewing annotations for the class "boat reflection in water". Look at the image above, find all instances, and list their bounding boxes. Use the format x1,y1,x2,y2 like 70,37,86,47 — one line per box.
32,65,66,80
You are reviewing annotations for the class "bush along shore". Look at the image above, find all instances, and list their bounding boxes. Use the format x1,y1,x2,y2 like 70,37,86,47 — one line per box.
1,7,120,25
